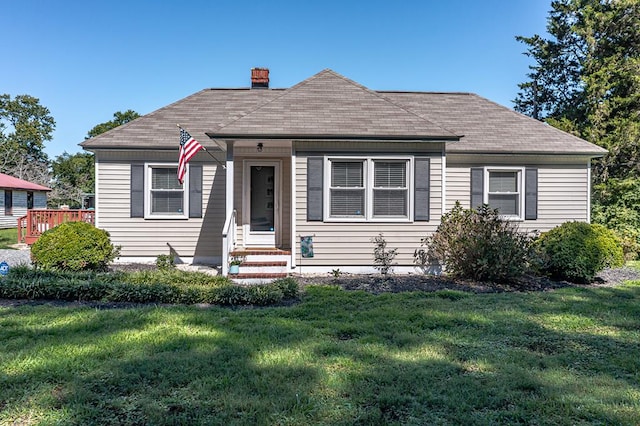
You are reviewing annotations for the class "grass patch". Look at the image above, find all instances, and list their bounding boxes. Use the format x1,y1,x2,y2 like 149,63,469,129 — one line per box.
0,228,17,249
628,260,640,270
0,280,639,424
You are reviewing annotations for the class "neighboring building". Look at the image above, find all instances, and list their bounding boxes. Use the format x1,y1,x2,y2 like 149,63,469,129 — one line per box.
80,69,607,274
0,173,51,229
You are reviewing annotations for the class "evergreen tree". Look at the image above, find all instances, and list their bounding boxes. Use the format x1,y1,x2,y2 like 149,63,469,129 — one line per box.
515,0,640,258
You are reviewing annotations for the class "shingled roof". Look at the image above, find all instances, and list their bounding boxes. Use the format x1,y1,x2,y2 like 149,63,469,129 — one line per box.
81,69,606,155
208,69,459,140
384,91,607,155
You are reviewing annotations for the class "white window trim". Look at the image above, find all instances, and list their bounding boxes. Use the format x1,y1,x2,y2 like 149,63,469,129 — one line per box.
483,166,525,221
323,156,414,222
144,162,189,219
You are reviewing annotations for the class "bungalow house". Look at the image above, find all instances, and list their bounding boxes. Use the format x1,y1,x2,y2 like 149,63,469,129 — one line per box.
80,69,607,276
0,173,50,229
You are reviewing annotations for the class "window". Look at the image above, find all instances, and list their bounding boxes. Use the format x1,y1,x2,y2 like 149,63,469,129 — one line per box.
373,161,408,217
485,168,523,219
330,161,365,218
27,192,34,209
326,157,411,221
146,165,187,218
4,190,12,216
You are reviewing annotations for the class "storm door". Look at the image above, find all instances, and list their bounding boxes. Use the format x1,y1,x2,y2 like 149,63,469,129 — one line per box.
243,161,280,246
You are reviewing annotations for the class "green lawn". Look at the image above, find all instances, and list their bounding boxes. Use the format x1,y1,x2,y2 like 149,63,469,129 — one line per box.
1,282,639,425
0,228,17,249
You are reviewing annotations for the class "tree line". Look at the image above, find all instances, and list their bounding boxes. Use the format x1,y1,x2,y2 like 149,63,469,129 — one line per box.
0,97,138,208
515,0,640,258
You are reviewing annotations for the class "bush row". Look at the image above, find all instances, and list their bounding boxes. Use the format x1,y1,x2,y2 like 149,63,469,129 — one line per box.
0,267,299,306
414,202,625,284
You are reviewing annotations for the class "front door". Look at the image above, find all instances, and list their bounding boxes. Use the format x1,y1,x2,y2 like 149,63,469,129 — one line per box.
243,161,280,246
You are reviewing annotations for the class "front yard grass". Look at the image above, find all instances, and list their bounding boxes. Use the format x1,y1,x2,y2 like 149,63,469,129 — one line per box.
1,280,639,425
0,228,17,249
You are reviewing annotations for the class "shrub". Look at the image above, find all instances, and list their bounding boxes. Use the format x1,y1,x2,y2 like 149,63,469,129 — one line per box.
155,254,175,270
0,268,299,306
592,177,640,260
372,234,398,275
31,222,120,272
272,277,299,299
414,202,534,283
536,222,624,283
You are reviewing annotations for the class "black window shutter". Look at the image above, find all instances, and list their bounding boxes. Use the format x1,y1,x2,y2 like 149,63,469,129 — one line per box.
189,164,203,218
307,157,323,221
525,168,538,220
414,157,430,221
470,168,484,210
130,164,144,218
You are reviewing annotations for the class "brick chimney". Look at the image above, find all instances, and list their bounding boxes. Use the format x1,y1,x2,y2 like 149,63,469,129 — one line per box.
251,68,269,89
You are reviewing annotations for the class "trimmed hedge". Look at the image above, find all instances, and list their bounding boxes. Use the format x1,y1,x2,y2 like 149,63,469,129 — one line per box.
0,267,299,306
536,222,624,283
31,222,120,271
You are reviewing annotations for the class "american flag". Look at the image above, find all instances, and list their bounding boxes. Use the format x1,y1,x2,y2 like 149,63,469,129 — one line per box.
177,128,203,184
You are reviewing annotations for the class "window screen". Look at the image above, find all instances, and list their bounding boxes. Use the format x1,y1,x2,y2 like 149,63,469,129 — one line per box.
373,161,407,217
488,171,519,216
150,167,184,215
330,161,364,217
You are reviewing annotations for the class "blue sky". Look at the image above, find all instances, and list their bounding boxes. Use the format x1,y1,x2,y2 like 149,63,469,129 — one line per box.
2,0,550,158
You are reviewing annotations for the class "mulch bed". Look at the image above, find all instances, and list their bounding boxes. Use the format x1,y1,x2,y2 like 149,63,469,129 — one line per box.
292,267,640,294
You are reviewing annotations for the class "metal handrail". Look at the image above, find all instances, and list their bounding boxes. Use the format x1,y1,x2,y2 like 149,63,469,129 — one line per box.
221,209,237,276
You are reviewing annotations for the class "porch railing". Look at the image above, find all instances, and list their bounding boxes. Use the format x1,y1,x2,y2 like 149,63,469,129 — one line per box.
221,209,237,276
17,209,96,245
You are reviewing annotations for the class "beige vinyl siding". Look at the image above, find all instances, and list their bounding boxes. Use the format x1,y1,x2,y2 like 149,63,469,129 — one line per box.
446,155,590,233
295,142,444,266
95,150,225,262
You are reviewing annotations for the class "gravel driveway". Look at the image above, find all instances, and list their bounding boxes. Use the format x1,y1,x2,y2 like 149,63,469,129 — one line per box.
0,248,31,267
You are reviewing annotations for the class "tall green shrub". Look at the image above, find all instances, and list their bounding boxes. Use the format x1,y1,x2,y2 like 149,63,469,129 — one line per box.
536,222,624,283
414,202,534,283
592,177,640,260
31,222,120,271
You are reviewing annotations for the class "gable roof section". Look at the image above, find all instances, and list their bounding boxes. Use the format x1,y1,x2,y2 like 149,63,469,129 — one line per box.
384,91,607,155
209,69,459,140
0,173,51,191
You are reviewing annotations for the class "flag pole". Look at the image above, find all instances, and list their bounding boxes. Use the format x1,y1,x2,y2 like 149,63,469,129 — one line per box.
177,124,226,169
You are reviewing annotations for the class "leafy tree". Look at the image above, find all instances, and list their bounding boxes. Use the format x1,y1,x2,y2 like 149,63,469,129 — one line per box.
86,109,140,139
0,94,55,184
49,110,140,207
49,152,95,208
515,0,640,258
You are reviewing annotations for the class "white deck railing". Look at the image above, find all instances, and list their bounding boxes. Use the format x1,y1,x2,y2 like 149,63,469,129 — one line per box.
221,209,237,276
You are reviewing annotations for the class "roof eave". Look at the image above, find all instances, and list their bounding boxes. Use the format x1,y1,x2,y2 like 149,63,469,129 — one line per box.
447,149,607,157
206,133,462,142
